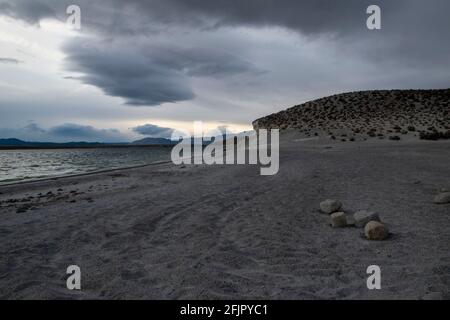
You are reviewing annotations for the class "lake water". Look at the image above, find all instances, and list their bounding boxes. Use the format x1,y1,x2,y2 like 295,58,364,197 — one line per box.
0,147,172,185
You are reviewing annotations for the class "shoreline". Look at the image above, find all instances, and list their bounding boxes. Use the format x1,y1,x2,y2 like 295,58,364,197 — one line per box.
0,160,173,188
1,137,448,187
0,145,176,150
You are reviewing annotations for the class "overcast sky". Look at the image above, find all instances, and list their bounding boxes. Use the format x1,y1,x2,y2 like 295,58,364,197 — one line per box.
0,0,449,142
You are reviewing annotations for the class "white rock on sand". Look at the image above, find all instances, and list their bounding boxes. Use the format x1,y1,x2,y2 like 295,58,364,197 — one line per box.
320,199,342,214
330,212,347,228
433,192,450,204
364,221,389,240
353,210,381,228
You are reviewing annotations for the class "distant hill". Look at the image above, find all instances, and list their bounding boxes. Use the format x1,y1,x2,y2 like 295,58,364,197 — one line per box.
0,138,29,146
132,137,216,145
253,89,450,141
132,137,177,145
0,138,109,149
0,136,209,148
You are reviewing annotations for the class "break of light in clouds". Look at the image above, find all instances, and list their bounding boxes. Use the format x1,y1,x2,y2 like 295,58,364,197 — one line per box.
0,0,449,142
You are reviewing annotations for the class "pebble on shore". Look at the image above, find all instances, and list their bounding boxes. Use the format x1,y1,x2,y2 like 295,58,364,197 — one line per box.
330,212,347,228
320,199,342,214
433,192,450,204
353,210,381,228
364,221,389,240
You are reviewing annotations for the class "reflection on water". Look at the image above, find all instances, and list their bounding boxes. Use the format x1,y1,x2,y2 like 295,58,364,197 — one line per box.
0,147,172,184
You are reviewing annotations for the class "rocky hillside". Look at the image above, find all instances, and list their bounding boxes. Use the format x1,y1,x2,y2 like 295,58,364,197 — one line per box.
253,90,450,141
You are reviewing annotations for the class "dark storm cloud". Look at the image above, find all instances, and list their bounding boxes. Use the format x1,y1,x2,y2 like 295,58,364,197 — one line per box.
0,57,22,64
63,40,195,106
2,1,450,46
118,0,450,44
135,0,450,68
2,0,449,66
131,124,174,138
63,39,260,106
1,0,449,110
128,0,372,34
0,0,398,35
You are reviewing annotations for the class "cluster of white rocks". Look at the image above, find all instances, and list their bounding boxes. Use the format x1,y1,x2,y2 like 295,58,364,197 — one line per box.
320,199,389,241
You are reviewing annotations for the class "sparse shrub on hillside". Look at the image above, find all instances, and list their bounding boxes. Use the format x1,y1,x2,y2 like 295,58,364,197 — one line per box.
251,90,450,140
389,136,401,141
419,130,450,140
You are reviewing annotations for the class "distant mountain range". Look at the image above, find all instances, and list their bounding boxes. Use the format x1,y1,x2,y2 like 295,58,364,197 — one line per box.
0,137,176,148
0,133,251,148
131,137,177,145
0,138,106,148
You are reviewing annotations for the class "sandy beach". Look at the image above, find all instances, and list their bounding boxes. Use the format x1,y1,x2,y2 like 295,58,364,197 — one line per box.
1,0,449,306
1,135,449,299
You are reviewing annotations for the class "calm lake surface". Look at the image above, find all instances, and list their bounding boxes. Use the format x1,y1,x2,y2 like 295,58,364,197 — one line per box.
0,147,172,185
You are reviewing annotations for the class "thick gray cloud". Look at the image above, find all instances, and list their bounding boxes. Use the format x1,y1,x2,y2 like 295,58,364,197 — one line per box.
0,122,129,142
63,38,260,106
0,0,405,34
0,57,22,64
131,124,174,138
3,1,448,39
2,0,450,70
2,1,448,76
63,40,195,106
